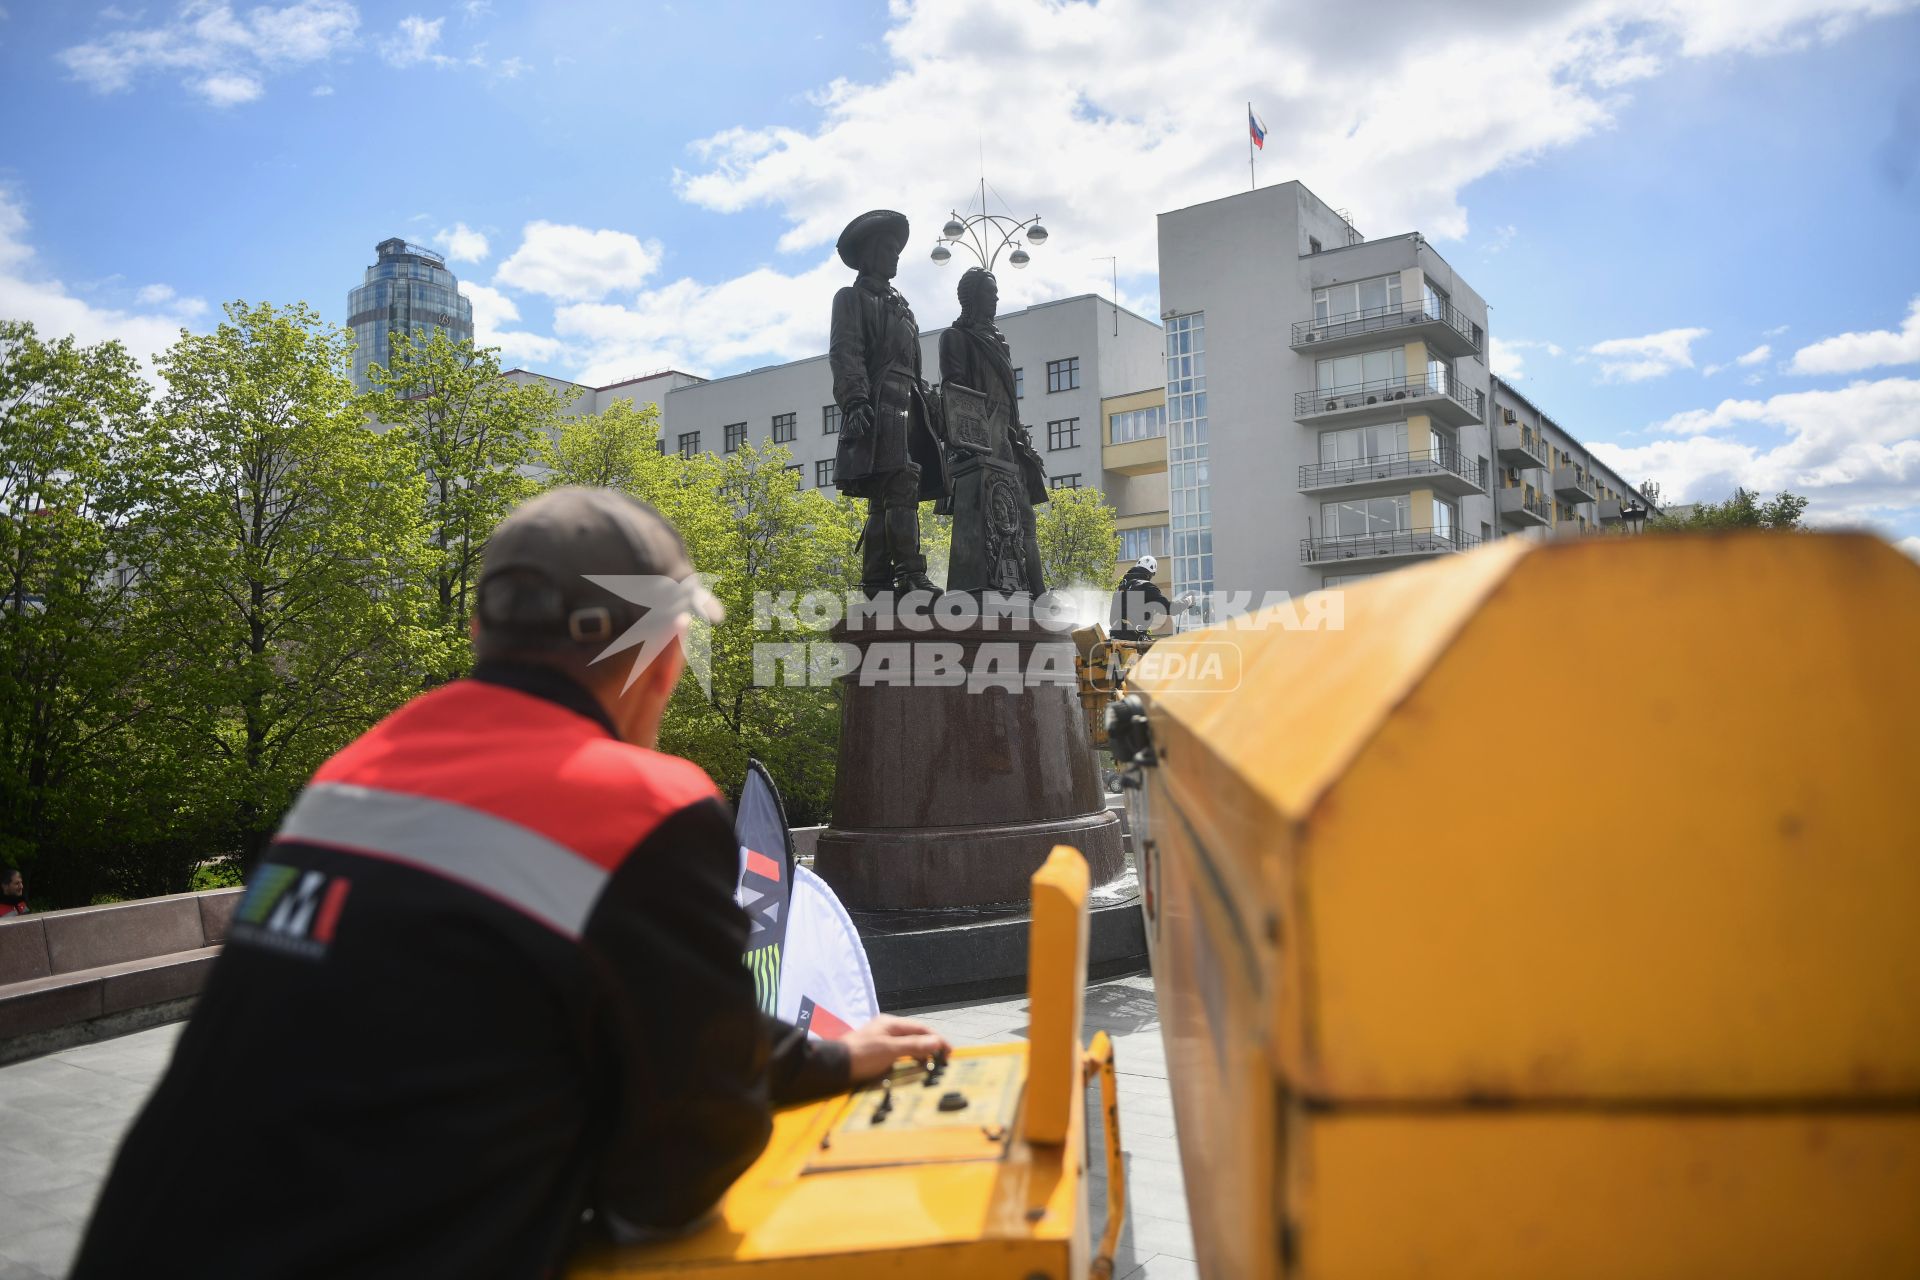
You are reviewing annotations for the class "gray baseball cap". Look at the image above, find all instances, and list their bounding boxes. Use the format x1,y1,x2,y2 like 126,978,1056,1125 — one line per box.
476,487,723,648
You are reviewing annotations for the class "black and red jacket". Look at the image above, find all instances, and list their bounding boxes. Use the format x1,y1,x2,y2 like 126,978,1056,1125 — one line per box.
74,662,847,1279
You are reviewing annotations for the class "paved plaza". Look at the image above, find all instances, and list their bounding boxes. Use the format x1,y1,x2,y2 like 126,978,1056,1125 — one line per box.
0,973,1193,1280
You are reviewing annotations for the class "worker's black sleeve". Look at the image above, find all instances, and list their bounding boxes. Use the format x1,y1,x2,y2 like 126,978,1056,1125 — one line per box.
581,797,849,1231
1140,579,1173,611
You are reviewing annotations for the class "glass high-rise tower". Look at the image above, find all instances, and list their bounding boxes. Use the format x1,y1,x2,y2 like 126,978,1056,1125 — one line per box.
348,238,475,393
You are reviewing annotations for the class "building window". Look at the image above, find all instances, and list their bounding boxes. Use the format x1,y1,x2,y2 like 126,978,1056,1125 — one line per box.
1046,358,1079,393
678,431,700,459
1314,274,1402,324
772,412,796,443
1118,526,1168,561
1047,418,1079,451
815,458,835,488
1014,367,1024,399
784,463,803,483
822,404,840,434
1166,312,1212,624
724,422,747,452
1050,473,1082,490
656,439,666,455
1321,494,1410,537
1315,347,1405,393
1109,404,1167,443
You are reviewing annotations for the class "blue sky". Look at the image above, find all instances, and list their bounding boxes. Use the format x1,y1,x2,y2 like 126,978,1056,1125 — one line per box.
2,0,1917,545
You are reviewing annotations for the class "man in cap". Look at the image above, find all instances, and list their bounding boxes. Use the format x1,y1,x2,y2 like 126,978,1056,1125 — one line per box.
829,208,949,595
75,487,948,1279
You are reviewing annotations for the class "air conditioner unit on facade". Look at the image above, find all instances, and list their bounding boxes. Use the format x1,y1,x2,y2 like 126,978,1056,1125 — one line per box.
1503,409,1517,424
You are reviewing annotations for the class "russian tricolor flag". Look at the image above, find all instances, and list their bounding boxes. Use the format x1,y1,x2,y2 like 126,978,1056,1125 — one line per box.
1249,108,1267,150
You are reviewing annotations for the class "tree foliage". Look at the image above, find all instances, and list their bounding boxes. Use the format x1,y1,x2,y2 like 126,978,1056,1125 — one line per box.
150,301,442,869
1035,485,1120,588
1649,487,1809,533
0,321,178,900
372,331,570,665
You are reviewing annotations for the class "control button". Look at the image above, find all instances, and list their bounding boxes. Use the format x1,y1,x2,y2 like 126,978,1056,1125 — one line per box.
938,1092,969,1112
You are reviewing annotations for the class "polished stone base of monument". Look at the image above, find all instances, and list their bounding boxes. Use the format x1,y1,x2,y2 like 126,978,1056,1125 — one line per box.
812,604,1125,910
863,893,1149,1009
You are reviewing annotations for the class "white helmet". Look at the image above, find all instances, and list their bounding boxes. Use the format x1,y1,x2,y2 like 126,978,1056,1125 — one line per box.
1136,554,1158,575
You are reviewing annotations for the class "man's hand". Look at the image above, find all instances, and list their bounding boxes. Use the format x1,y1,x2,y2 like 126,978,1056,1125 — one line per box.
841,1015,952,1082
843,403,873,442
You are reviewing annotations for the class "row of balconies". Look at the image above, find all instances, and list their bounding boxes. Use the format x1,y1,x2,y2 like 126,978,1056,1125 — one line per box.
1290,298,1482,360
1293,374,1486,428
1301,527,1484,566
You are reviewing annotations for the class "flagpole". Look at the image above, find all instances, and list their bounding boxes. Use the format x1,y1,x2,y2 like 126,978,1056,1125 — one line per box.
1247,101,1255,190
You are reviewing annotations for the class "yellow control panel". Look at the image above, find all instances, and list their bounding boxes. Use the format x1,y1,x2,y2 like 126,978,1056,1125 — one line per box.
806,1054,1024,1172
568,846,1126,1280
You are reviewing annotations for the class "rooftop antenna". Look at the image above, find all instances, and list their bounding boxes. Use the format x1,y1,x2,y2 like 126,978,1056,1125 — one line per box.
1093,256,1118,336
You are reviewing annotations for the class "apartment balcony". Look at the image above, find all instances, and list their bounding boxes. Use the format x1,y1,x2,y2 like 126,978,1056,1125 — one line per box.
1495,421,1549,470
1298,448,1486,499
1291,298,1482,360
1554,466,1597,504
1498,486,1552,528
1300,527,1482,567
1294,374,1485,429
1102,435,1167,477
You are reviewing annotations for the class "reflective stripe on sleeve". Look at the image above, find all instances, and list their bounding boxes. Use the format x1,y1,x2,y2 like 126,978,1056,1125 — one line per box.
276,781,610,939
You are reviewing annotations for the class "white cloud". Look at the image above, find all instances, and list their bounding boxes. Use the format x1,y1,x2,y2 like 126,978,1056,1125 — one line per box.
433,221,490,263
1764,324,1790,337
619,0,1916,381
1490,336,1565,381
1587,327,1709,381
1789,297,1920,374
461,282,563,365
494,222,664,303
557,257,846,385
1599,376,1920,527
196,72,263,105
0,188,207,375
311,82,334,96
380,15,447,68
1736,343,1772,366
58,0,357,105
1898,534,1920,562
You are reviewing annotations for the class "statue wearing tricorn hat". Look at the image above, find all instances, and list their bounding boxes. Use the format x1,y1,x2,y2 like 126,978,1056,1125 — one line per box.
829,209,950,595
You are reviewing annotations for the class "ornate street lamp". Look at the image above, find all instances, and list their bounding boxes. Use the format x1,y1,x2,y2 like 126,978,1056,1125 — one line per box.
1622,499,1648,534
929,180,1050,272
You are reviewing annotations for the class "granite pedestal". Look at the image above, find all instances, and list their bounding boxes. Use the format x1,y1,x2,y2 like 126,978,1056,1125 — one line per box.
813,604,1125,910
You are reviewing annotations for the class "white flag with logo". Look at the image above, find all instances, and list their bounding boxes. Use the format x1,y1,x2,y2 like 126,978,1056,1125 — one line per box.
775,864,877,1040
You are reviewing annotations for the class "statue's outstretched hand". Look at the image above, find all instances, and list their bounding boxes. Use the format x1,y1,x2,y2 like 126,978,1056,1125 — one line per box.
843,403,873,441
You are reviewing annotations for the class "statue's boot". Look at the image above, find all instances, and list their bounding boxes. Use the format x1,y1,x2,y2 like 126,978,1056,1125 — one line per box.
883,465,937,595
859,502,890,598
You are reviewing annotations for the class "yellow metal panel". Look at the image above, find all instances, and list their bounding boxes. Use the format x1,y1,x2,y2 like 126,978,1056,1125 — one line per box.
1027,847,1090,1146
1287,1109,1920,1279
1128,533,1920,1275
1102,436,1168,476
568,1045,1088,1280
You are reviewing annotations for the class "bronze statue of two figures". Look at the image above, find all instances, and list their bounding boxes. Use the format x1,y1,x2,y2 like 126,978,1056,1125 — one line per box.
829,209,1048,597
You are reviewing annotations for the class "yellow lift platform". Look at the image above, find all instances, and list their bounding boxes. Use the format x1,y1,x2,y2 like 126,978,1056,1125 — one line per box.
570,846,1126,1280
1115,531,1920,1278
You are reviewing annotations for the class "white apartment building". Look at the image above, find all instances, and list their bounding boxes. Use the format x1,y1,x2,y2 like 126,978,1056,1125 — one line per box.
1156,180,1653,609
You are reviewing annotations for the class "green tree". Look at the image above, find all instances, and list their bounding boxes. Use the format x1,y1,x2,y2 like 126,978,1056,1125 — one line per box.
646,444,860,823
0,321,186,903
151,301,441,867
543,398,663,491
1035,485,1120,588
1649,486,1809,532
373,331,572,664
